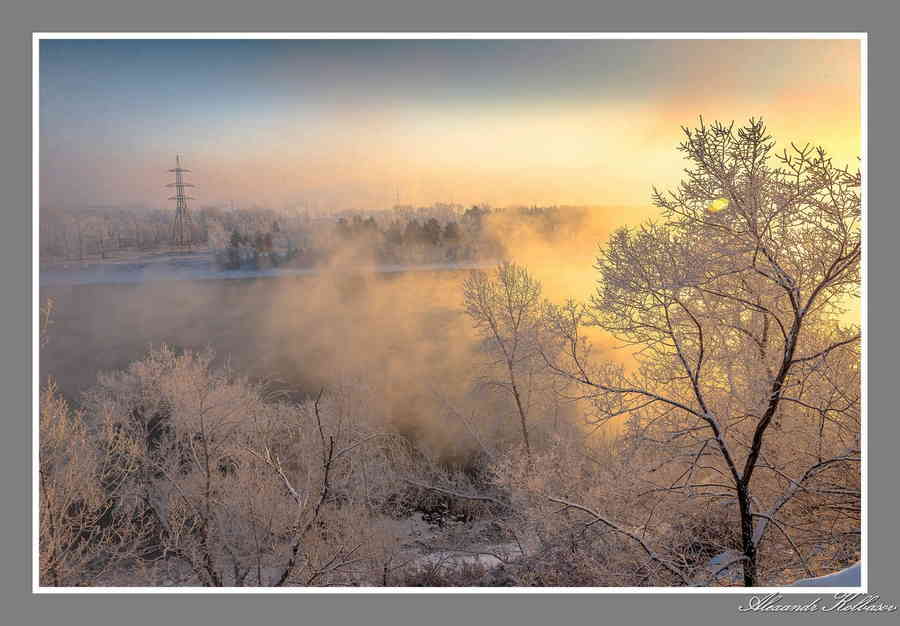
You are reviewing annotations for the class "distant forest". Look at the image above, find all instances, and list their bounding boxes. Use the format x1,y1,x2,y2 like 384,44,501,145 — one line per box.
39,204,579,269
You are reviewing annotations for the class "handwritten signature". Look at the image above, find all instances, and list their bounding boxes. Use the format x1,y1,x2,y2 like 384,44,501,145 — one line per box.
739,593,897,614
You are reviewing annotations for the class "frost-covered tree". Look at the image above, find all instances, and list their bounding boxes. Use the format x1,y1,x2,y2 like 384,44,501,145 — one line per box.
39,299,147,586
205,218,229,250
83,347,402,586
542,119,860,586
464,262,547,457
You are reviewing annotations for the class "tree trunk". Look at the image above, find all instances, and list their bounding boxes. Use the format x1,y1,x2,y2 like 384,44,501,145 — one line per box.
506,360,531,457
737,482,758,586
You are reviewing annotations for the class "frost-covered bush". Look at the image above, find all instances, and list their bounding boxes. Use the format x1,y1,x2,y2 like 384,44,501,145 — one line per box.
73,345,408,586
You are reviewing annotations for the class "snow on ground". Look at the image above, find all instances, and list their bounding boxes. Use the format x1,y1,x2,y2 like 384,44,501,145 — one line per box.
703,551,861,587
792,563,861,587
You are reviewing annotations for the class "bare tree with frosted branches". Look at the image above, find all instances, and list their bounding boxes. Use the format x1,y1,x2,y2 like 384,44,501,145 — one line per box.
39,299,148,586
82,346,402,586
540,119,860,586
463,261,548,457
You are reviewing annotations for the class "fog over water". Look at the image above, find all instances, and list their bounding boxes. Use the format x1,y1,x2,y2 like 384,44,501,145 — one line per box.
40,270,473,400
40,268,548,459
41,206,637,401
39,205,653,465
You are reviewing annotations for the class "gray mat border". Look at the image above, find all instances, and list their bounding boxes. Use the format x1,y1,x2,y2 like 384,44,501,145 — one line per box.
3,1,898,625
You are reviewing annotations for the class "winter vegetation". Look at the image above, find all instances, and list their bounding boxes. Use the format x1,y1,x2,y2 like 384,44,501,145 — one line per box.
39,120,861,587
40,200,578,273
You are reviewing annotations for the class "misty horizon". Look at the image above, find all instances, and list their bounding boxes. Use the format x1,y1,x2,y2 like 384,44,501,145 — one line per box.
39,39,860,212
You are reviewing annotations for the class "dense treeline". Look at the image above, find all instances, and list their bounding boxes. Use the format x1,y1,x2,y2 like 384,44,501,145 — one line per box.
39,203,574,270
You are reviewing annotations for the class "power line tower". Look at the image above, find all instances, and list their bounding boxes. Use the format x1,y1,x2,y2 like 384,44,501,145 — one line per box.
167,154,195,248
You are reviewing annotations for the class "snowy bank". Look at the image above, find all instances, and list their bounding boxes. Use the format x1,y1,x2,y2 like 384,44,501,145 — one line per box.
792,563,861,587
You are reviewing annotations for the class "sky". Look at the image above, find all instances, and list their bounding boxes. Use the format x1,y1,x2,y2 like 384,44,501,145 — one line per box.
39,38,862,212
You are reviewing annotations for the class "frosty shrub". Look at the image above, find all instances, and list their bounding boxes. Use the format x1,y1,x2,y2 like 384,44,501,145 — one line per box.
78,345,407,586
39,380,148,586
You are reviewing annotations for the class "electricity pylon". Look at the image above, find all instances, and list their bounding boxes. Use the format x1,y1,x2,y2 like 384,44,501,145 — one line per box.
167,154,195,248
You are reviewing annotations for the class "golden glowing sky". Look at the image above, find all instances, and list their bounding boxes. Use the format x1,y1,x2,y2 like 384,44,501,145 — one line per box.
40,39,861,211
